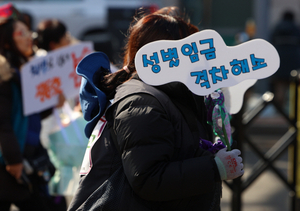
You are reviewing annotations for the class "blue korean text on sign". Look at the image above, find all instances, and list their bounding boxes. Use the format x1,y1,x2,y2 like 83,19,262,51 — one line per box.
199,38,216,60
142,52,161,73
208,66,229,84
134,29,280,96
181,42,199,63
160,48,180,67
190,70,211,88
31,58,54,76
250,54,267,70
230,59,250,76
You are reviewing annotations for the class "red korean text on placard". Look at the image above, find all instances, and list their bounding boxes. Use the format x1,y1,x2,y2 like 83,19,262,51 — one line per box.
35,77,62,102
69,47,92,88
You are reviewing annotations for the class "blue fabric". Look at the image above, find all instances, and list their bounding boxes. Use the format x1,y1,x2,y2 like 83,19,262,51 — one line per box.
0,73,42,165
76,52,111,138
12,70,41,147
25,113,41,146
13,67,42,146
10,82,28,151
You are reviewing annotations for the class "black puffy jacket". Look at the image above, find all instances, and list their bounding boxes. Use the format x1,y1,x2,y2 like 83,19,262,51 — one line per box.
68,78,221,211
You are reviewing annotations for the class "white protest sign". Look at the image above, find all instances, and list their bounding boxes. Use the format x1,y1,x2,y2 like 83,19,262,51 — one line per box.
222,79,257,114
135,29,280,96
21,42,93,116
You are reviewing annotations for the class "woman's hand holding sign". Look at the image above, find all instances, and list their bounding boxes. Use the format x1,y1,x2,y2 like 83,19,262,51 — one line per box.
214,148,244,180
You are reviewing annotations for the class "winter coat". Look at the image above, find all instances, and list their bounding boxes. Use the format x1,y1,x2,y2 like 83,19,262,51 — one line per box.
68,77,222,211
270,19,300,79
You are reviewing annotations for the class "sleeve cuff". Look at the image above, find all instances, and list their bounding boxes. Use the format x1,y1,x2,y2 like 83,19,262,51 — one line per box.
214,156,227,180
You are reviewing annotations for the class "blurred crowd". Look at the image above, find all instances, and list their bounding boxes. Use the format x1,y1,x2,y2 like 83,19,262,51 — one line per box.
0,3,79,211
0,3,140,211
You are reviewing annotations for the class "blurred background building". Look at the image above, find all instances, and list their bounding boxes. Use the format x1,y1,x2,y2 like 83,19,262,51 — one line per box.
181,0,300,44
1,0,299,66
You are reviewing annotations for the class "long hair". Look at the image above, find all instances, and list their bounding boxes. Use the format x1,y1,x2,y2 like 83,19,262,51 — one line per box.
101,13,198,98
0,18,28,69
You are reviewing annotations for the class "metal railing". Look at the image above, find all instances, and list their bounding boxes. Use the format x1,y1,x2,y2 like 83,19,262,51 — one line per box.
224,71,300,211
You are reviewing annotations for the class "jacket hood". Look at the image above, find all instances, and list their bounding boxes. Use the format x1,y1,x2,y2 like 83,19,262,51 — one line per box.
76,52,111,138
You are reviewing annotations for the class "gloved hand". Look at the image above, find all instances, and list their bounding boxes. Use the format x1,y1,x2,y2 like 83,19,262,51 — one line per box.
214,148,244,180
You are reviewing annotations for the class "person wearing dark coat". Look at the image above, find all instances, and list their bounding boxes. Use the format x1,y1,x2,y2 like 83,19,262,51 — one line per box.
0,5,64,210
68,12,244,211
270,10,300,110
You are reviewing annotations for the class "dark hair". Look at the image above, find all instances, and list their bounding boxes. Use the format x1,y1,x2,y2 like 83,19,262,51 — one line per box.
20,12,33,30
283,11,294,21
0,18,28,69
101,13,198,97
36,19,67,51
153,6,191,23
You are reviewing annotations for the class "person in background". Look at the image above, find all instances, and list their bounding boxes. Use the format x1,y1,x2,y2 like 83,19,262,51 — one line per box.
0,4,64,211
235,18,256,45
20,12,33,31
68,11,244,211
35,19,78,52
233,18,257,111
35,18,118,113
34,18,80,210
270,10,300,112
35,19,82,112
